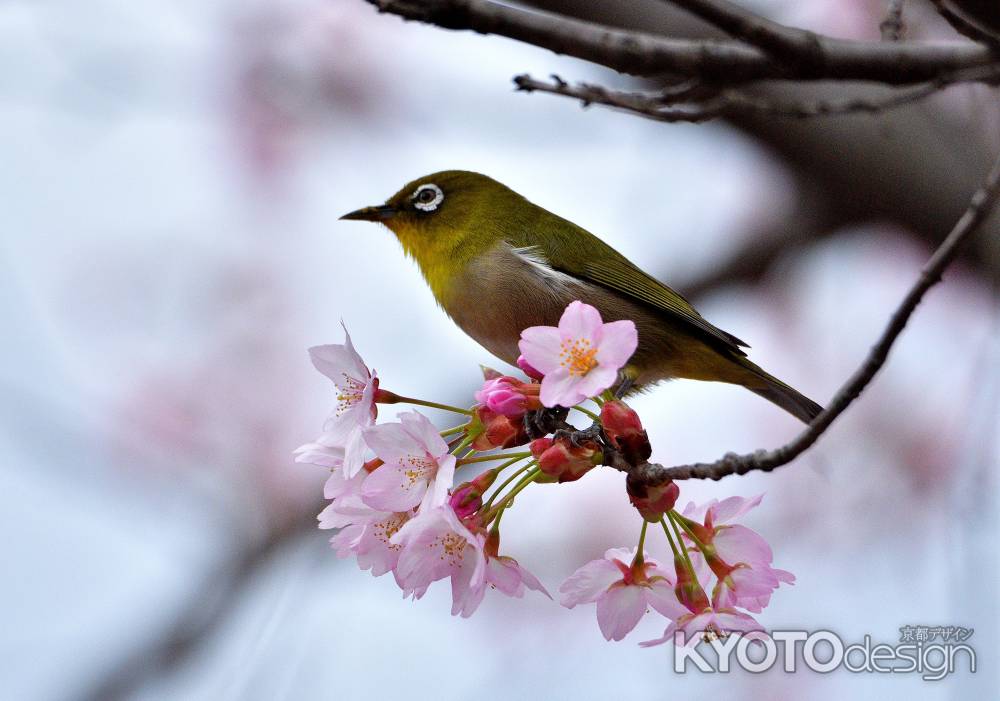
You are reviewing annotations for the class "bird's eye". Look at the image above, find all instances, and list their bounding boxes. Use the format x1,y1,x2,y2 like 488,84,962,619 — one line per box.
411,184,444,212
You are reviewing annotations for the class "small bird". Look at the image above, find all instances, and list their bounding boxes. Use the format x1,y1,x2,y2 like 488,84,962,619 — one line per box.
341,170,822,423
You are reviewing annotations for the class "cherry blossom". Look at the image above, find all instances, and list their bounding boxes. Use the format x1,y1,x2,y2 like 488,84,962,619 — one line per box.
392,505,486,603
307,324,378,477
360,411,456,511
518,301,637,407
640,606,766,647
559,547,687,641
679,494,794,612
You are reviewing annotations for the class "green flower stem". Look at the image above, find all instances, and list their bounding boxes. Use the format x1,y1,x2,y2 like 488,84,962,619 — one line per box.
389,395,473,416
635,520,649,563
485,468,540,521
451,435,474,456
481,459,537,510
671,510,709,552
573,405,600,421
440,423,469,437
667,511,697,572
457,451,531,466
660,517,681,558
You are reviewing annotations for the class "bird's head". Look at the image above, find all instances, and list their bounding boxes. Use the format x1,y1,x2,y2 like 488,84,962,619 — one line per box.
341,170,526,270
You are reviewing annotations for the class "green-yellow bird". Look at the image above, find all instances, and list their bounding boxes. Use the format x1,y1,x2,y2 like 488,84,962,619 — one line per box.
342,170,822,423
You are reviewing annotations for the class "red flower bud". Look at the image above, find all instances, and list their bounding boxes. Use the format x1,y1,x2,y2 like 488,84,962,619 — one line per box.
627,479,680,522
530,436,601,483
674,554,710,614
600,400,652,466
470,406,529,451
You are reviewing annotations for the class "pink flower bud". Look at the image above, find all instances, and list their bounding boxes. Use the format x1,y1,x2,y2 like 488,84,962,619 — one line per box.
600,400,652,466
474,376,542,418
449,484,483,520
628,479,680,522
448,468,501,521
470,406,529,451
530,436,601,483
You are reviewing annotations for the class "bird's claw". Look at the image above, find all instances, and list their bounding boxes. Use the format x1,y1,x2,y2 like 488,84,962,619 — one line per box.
552,420,605,449
523,407,570,440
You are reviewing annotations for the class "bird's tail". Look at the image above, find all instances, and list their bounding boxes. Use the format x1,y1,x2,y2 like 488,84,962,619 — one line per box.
736,358,823,424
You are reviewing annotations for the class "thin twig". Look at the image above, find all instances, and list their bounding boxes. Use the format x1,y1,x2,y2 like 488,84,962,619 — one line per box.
621,148,1000,482
932,0,1000,49
881,0,906,41
368,0,999,85
660,0,816,65
513,65,1000,123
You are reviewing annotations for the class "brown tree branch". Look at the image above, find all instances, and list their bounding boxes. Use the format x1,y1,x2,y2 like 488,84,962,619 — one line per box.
933,0,1000,48
657,0,813,63
513,64,1000,122
620,147,1000,483
368,0,999,85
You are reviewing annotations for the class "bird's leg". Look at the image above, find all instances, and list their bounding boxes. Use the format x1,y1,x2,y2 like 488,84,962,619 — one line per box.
523,406,571,440
613,373,634,399
552,420,605,449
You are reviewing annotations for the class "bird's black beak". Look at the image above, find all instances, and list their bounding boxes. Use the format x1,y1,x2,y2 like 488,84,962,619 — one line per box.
339,205,397,222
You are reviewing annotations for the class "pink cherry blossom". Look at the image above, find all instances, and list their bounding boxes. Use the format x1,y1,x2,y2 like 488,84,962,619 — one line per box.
680,494,794,612
451,530,551,617
308,324,378,477
640,605,766,647
360,411,456,512
518,301,638,408
329,508,414,579
711,562,795,613
392,505,486,603
559,547,687,641
293,436,345,470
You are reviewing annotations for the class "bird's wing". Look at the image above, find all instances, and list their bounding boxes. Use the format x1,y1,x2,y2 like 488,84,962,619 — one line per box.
577,256,749,351
511,228,749,353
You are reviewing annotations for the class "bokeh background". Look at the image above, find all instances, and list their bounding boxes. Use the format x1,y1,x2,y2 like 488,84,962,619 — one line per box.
2,0,998,699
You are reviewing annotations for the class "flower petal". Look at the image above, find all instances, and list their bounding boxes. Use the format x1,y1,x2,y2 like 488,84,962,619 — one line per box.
573,364,618,400
420,454,455,511
400,410,450,458
596,586,647,641
539,367,585,408
308,336,368,388
646,581,688,620
595,319,638,368
557,301,602,341
361,464,426,512
711,494,764,524
518,326,564,375
559,557,622,607
362,422,419,466
714,524,773,566
487,557,525,597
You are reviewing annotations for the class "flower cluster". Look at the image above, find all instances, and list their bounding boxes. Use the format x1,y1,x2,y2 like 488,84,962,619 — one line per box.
297,302,793,644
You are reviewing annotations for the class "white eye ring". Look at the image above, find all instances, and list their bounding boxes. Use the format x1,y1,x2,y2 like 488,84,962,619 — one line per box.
411,183,444,212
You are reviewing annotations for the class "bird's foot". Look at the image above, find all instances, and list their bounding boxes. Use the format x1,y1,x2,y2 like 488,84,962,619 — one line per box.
613,374,635,399
523,406,571,440
552,420,606,449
